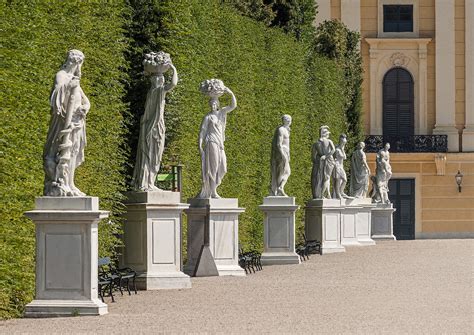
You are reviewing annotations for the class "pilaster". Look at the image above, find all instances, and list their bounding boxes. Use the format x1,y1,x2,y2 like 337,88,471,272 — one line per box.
433,0,459,152
314,0,331,27
462,0,474,151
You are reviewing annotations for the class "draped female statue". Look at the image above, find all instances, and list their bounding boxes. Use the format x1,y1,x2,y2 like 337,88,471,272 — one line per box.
332,134,350,199
311,125,336,199
270,115,292,196
371,143,392,204
197,79,237,199
131,51,178,191
350,141,371,198
43,49,89,196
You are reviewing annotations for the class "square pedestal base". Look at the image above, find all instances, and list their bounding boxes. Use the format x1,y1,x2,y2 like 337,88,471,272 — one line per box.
24,299,107,318
371,204,396,240
259,196,300,265
121,191,191,290
184,198,246,277
305,199,346,255
24,197,109,318
135,272,191,290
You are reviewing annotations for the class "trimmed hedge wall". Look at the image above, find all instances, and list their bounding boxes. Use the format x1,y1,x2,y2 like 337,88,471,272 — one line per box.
127,0,348,250
1,0,354,318
0,1,129,318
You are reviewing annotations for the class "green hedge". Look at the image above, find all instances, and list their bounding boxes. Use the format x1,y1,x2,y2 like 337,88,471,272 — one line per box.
127,0,348,249
1,0,353,319
0,1,129,318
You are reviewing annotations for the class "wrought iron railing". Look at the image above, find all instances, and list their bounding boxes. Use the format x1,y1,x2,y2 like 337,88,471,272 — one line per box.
365,135,448,153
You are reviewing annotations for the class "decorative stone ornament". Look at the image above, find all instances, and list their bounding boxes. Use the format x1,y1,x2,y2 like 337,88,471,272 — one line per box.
390,52,409,67
43,49,89,197
434,153,447,176
311,125,336,199
270,115,292,196
197,79,237,199
131,51,178,191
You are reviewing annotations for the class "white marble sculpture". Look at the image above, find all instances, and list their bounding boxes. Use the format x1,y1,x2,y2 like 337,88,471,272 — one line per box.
131,51,177,191
311,125,336,199
350,141,371,198
332,134,350,199
270,115,292,196
43,49,89,197
371,143,392,204
197,79,237,198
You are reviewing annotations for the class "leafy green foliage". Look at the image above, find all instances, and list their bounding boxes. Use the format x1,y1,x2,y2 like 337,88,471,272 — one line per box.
312,20,364,149
0,1,129,318
224,0,317,40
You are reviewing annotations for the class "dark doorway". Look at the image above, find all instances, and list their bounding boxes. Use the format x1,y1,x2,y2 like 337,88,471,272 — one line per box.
388,179,415,240
383,67,414,137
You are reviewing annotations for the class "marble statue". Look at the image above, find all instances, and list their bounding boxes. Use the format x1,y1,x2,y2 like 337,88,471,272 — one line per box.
131,51,178,191
311,125,336,199
350,141,371,198
270,115,292,196
371,143,392,204
332,134,350,199
197,79,237,198
43,49,89,197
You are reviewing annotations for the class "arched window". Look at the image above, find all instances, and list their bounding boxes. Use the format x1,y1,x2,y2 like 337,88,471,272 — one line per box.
383,67,414,137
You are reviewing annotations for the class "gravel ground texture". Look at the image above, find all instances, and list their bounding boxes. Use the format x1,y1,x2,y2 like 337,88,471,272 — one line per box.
1,239,473,334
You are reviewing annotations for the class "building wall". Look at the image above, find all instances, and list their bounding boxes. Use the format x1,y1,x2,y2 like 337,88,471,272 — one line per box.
315,0,473,237
367,152,474,238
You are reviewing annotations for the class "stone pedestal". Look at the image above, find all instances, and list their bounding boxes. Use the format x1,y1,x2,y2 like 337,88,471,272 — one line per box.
371,203,396,240
121,191,191,290
305,199,345,254
354,199,376,246
24,197,109,317
340,199,361,246
259,197,300,265
184,198,245,276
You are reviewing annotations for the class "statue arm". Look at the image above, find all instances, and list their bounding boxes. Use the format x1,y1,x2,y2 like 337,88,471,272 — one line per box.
362,152,370,174
80,89,90,115
276,128,288,159
220,87,237,114
164,64,178,92
198,116,208,154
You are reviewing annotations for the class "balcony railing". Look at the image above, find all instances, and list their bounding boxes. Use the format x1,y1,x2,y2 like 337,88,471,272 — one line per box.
365,135,448,153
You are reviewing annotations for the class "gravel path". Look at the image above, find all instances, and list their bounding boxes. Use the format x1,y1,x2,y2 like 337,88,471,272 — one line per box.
1,240,473,334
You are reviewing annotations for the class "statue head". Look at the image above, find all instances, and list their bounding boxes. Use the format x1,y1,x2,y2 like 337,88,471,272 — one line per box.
209,98,220,112
358,141,366,150
62,49,84,77
319,125,330,138
384,142,391,151
282,114,292,127
339,133,347,145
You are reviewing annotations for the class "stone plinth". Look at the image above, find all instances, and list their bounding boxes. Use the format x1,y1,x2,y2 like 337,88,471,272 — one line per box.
184,198,245,276
371,203,396,240
259,197,300,265
354,198,376,246
24,197,109,317
121,191,191,290
340,199,362,246
305,199,345,254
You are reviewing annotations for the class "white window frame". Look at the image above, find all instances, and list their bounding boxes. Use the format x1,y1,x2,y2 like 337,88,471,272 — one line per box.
378,0,419,38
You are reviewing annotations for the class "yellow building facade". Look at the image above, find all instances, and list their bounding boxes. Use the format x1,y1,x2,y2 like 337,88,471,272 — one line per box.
316,0,473,238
